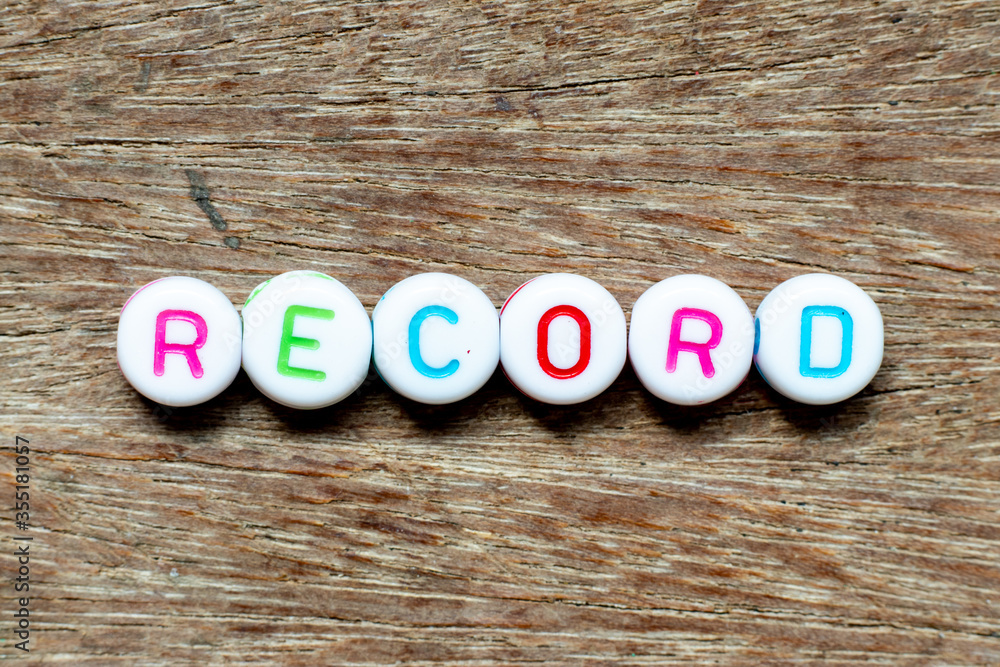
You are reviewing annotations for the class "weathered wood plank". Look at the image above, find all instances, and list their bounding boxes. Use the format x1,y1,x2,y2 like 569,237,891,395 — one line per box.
1,0,999,663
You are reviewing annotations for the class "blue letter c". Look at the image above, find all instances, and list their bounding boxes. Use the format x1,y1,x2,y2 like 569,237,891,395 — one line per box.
409,306,460,378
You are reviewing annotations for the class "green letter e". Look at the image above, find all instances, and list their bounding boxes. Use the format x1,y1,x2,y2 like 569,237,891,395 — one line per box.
277,305,335,381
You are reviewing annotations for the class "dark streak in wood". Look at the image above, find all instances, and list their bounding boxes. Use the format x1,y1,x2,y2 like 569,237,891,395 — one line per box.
134,60,151,93
185,169,227,232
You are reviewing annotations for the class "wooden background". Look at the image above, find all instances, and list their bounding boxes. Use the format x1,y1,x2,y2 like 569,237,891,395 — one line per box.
2,0,999,663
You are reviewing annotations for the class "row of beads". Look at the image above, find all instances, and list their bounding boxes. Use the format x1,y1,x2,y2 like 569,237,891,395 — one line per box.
117,271,884,409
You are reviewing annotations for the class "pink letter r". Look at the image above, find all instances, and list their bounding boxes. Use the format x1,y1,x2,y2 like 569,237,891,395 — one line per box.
153,310,208,378
666,308,723,379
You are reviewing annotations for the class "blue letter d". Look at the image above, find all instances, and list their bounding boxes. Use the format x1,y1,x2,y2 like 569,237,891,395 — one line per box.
799,306,853,378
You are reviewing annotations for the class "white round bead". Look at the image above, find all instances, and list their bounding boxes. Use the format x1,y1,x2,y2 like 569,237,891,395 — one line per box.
117,276,242,407
500,274,627,405
241,271,372,409
372,273,499,404
754,273,884,405
629,275,754,405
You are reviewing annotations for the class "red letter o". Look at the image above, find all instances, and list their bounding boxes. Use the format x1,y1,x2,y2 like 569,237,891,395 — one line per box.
537,305,591,379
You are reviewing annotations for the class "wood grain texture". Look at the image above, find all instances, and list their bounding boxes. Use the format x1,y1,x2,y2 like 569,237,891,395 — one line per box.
1,0,999,663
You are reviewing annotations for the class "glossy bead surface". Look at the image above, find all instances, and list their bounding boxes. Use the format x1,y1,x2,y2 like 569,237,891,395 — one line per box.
754,273,883,405
629,275,754,405
117,276,242,407
241,271,372,409
500,274,626,405
372,273,499,404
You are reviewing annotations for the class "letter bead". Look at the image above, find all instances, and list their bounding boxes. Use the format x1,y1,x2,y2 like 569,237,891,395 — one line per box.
754,273,883,405
241,271,372,409
629,275,755,405
372,273,500,404
117,276,242,407
500,274,627,405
